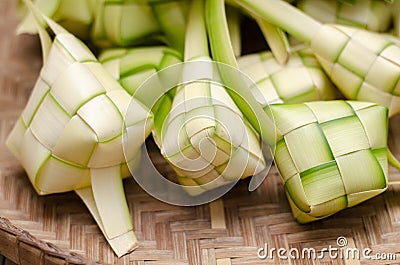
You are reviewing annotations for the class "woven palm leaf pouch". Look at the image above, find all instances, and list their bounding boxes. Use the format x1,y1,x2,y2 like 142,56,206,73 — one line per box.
6,1,154,257
269,100,393,223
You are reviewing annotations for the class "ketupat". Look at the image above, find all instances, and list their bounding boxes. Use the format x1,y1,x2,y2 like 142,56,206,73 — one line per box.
206,0,277,148
237,47,337,105
270,101,389,223
7,1,153,257
226,4,243,57
151,0,266,196
235,0,400,117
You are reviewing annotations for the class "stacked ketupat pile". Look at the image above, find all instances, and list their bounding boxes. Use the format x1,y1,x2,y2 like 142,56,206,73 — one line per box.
8,0,400,257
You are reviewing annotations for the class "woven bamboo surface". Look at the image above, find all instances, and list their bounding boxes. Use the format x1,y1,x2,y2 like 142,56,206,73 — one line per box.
1,0,400,264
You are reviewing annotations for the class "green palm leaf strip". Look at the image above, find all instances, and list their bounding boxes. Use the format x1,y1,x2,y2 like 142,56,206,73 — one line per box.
150,0,189,54
7,0,153,257
256,18,290,65
206,0,277,148
235,0,400,117
226,4,243,57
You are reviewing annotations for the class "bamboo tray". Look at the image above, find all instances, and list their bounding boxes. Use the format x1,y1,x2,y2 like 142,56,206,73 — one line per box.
1,1,400,264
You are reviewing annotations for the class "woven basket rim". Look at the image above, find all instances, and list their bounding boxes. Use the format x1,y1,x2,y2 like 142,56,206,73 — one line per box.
0,217,101,265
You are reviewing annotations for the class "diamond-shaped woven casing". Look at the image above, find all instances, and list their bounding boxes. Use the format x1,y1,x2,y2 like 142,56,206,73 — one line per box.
163,80,267,196
270,100,389,223
311,24,400,116
99,47,266,195
237,47,336,105
7,32,153,195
